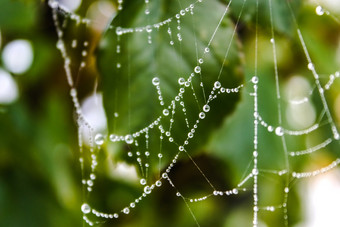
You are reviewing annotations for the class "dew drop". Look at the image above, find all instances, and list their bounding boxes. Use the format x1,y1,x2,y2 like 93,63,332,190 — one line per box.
70,88,77,97
162,173,168,178
152,77,160,86
199,112,205,119
116,27,123,36
203,104,210,112
178,77,185,85
252,168,259,175
198,58,204,64
307,63,314,71
194,66,201,73
163,109,169,116
156,181,162,187
87,180,93,186
179,146,184,151
267,126,274,132
144,186,151,194
56,40,63,50
270,38,274,44
275,127,284,136
125,134,134,144
82,50,88,57
188,132,193,138
316,5,324,16
214,81,221,89
204,47,210,53
109,134,117,142
81,203,91,214
94,134,104,145
252,76,259,84
123,207,130,214
140,178,147,185
284,187,289,193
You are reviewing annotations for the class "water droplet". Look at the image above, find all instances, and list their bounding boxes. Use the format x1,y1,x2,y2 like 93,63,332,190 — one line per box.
109,134,117,142
267,126,274,132
125,134,134,144
90,174,96,180
178,77,185,85
70,88,77,97
94,134,104,145
198,58,204,64
56,40,63,50
202,105,210,114
144,186,151,194
176,192,181,197
270,38,274,44
275,127,284,136
116,27,123,36
316,6,324,16
158,153,163,158
214,81,221,89
140,178,147,185
204,47,210,53
284,187,289,193
194,66,201,73
114,213,119,218
252,168,259,175
188,132,193,138
162,173,168,178
81,203,91,214
163,109,169,116
179,146,184,151
307,63,314,71
156,181,162,187
252,76,259,84
87,180,93,186
233,189,238,194
152,77,160,86
123,207,130,214
199,112,205,119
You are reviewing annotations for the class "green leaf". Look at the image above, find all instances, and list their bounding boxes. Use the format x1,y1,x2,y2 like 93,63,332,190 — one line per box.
97,0,243,173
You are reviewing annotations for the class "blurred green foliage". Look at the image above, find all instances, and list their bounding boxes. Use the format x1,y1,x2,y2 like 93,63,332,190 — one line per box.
0,0,339,227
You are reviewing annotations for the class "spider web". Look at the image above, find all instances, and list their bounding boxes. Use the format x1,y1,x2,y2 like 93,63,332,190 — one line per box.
49,0,340,226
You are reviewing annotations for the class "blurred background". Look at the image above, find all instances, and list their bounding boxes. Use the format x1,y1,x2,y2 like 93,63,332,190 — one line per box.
0,0,340,226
